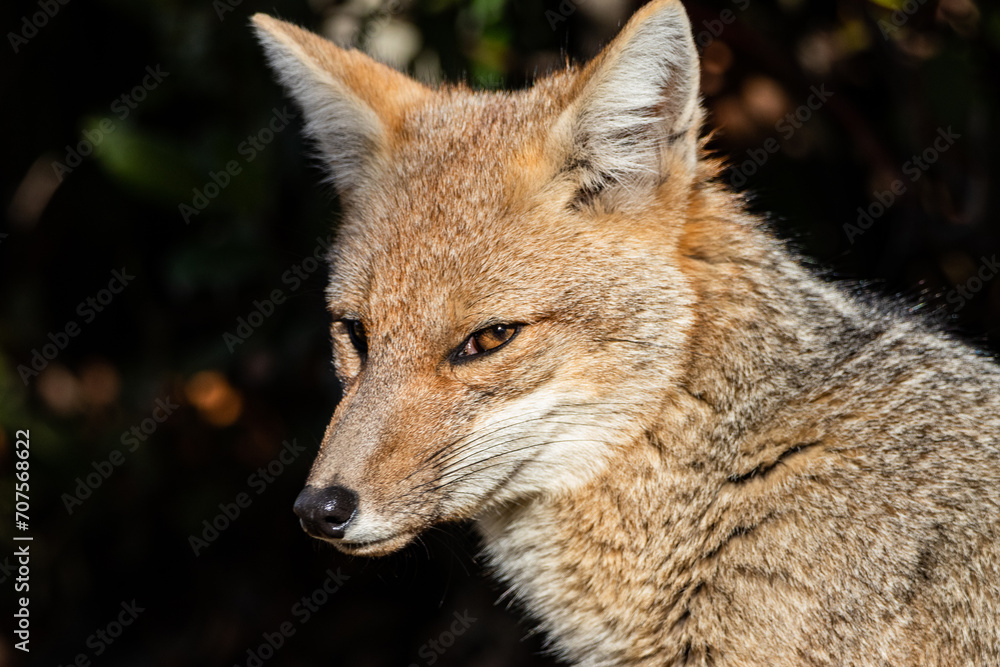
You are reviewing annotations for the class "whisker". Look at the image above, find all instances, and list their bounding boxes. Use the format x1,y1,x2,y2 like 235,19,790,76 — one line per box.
432,417,616,474
428,402,642,472
399,401,640,485
431,437,611,493
417,420,617,492
397,409,567,485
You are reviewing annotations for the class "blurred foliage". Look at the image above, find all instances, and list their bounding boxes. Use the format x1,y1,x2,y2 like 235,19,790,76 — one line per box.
1,0,998,665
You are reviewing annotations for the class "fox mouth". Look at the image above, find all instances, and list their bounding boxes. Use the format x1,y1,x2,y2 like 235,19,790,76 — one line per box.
333,532,417,557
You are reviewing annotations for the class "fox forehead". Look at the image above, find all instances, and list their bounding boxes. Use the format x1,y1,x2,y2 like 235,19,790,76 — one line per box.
324,211,583,335
392,79,571,178
322,77,590,323
345,78,574,226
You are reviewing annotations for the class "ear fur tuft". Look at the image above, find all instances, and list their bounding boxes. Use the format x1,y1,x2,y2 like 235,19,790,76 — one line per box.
559,0,702,196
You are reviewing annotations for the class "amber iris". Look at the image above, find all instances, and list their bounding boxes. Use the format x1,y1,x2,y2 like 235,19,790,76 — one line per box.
458,324,519,359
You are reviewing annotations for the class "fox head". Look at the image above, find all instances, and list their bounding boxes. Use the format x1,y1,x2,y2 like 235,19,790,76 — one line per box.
254,0,712,556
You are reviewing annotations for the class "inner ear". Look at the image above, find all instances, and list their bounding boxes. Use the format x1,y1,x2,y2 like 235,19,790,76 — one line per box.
252,13,430,200
552,0,703,203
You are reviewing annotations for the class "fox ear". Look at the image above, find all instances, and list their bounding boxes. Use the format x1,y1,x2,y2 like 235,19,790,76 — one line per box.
251,14,429,198
554,0,702,198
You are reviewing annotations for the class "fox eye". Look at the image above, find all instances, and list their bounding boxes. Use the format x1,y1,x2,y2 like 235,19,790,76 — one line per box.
343,319,368,358
456,324,520,360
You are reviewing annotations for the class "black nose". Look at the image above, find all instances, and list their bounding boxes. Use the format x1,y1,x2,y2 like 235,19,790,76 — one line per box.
293,485,358,539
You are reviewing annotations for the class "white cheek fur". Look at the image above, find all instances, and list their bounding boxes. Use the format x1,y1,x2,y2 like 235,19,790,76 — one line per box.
435,386,641,517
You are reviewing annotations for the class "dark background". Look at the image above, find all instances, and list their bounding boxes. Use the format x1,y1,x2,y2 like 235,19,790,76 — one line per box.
1,0,997,665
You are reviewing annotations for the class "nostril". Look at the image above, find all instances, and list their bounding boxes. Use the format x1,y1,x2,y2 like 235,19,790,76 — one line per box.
318,485,357,527
294,485,358,539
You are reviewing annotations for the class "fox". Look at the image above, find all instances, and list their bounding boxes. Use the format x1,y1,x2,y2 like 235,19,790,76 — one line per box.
251,1,1000,665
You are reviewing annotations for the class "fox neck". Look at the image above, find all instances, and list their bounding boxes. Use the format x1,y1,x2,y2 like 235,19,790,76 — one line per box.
475,187,871,663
